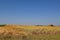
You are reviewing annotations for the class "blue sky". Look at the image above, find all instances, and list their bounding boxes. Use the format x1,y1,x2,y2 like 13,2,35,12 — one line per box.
0,0,60,25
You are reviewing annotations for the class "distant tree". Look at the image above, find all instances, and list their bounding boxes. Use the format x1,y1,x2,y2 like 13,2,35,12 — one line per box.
35,25,43,26
48,24,54,27
0,24,6,27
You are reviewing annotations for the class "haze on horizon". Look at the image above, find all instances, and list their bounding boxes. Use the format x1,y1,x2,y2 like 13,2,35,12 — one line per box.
0,0,60,25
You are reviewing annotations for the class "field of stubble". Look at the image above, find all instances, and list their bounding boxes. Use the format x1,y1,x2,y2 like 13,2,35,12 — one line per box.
0,25,60,40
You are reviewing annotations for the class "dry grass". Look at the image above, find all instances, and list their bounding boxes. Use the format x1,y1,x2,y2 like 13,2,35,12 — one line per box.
0,24,60,40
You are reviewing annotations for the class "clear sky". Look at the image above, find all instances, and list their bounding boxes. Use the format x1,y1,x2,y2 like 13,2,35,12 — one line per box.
0,0,60,25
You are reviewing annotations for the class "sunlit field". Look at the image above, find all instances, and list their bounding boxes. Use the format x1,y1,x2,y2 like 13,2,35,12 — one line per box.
0,24,60,40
